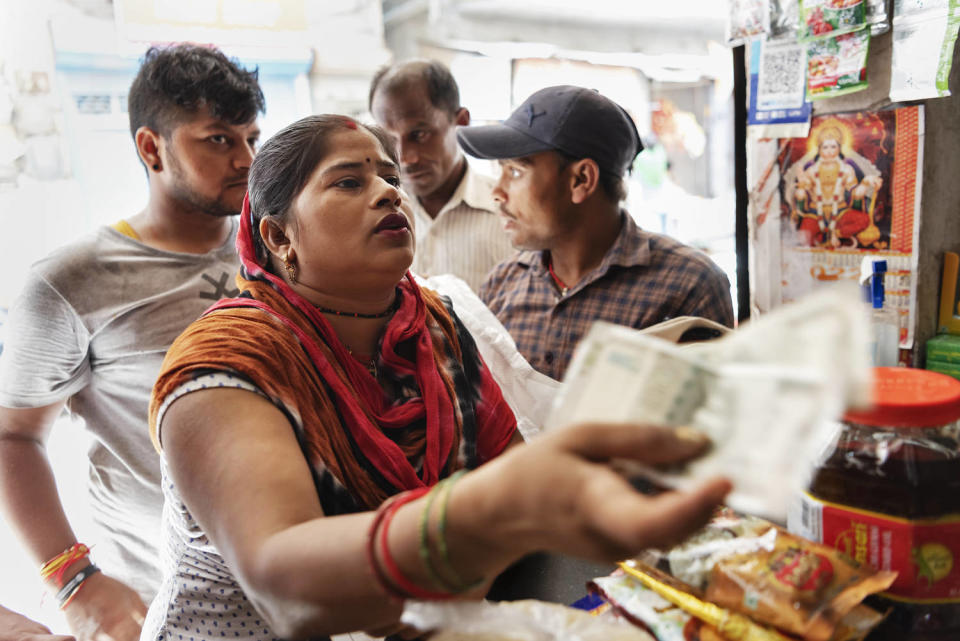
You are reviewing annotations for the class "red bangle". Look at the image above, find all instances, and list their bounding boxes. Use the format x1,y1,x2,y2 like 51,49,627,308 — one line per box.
375,487,459,601
366,494,410,601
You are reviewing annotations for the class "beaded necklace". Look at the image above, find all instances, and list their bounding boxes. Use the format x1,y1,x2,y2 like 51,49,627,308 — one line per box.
315,293,398,377
314,297,399,319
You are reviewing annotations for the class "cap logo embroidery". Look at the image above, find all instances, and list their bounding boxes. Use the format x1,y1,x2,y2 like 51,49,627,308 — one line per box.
525,103,546,127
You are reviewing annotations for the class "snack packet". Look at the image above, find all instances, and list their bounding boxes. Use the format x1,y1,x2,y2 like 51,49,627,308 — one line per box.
611,563,799,641
591,569,786,641
806,28,871,99
632,510,896,641
832,606,887,641
800,0,868,40
591,568,885,641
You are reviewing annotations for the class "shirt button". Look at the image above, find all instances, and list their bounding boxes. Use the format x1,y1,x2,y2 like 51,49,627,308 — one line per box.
544,352,555,365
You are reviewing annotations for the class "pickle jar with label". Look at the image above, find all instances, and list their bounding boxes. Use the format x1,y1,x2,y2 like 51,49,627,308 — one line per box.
788,367,960,640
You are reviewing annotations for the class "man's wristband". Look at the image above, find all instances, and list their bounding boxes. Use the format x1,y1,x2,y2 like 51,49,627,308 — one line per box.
40,542,91,587
55,563,100,609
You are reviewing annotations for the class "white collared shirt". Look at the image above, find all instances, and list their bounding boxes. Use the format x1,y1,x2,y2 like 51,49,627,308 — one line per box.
409,162,516,292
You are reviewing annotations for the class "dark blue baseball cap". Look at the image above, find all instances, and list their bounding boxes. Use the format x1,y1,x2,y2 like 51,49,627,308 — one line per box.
457,85,643,176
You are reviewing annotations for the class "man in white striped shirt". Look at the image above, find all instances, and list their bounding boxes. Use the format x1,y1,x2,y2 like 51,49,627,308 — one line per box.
370,60,515,292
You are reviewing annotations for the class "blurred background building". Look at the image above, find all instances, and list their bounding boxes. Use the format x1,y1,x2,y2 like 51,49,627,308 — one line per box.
0,0,737,311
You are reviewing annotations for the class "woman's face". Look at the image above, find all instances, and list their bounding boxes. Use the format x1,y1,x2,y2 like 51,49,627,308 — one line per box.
286,128,413,296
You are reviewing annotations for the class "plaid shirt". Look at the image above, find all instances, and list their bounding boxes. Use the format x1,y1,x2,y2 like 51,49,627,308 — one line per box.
479,212,734,380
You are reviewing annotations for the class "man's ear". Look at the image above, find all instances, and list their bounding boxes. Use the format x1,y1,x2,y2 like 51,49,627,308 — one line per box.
135,126,163,172
454,107,470,127
568,158,600,205
259,216,292,258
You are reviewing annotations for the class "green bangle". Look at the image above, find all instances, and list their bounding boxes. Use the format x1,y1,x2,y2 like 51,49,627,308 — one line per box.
417,483,452,592
437,470,484,592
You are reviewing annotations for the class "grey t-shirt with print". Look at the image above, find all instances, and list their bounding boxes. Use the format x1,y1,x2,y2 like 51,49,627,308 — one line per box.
0,221,240,602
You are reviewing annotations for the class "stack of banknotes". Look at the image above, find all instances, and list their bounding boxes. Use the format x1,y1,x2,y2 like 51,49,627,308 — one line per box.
546,284,873,522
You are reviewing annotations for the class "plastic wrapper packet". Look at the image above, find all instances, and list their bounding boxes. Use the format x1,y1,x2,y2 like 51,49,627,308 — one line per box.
400,599,654,641
591,566,886,641
629,510,895,641
590,569,787,641
806,28,871,99
800,0,868,40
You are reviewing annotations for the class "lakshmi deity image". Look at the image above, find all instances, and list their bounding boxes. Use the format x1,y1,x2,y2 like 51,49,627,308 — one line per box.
785,120,884,249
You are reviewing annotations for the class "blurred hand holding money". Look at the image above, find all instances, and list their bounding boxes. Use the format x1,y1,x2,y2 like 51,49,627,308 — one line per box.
545,285,873,522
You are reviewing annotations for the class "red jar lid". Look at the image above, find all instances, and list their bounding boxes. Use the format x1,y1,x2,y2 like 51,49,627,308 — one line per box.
843,367,960,427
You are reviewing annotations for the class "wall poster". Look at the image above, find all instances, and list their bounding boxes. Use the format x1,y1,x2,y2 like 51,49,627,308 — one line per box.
749,105,923,348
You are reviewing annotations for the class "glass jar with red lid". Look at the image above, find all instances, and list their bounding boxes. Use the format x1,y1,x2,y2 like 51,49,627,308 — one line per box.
788,367,960,640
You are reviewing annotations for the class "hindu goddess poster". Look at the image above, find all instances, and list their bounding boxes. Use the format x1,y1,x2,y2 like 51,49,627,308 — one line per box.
749,105,923,348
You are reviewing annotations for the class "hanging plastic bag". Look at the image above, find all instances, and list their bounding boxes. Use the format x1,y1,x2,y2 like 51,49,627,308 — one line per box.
771,0,803,39
417,274,560,440
727,0,771,45
865,0,891,35
890,2,960,101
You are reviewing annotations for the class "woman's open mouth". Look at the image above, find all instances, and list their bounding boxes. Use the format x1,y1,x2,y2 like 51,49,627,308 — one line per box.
374,213,410,235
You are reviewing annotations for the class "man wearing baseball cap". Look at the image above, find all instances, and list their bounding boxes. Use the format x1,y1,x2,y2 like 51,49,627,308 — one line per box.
461,85,733,380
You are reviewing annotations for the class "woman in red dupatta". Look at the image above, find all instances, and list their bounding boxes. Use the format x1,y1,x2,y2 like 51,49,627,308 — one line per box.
146,115,730,640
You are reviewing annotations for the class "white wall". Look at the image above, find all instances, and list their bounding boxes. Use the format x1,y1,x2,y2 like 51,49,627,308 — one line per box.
0,1,317,632
0,415,93,633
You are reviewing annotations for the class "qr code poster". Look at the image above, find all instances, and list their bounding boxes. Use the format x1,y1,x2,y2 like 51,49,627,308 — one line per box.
750,106,924,348
758,41,807,111
748,39,812,139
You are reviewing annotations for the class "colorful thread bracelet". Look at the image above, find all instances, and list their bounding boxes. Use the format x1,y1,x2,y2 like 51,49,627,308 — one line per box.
40,543,91,588
55,564,100,609
436,471,484,592
377,488,459,601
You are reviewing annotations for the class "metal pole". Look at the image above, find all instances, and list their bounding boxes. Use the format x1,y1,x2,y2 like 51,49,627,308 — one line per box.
733,44,750,323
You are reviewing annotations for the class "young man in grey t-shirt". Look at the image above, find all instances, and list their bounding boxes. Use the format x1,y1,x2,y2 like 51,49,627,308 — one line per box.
0,45,263,641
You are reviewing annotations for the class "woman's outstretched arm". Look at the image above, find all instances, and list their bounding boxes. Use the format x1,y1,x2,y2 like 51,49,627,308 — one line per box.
161,388,729,639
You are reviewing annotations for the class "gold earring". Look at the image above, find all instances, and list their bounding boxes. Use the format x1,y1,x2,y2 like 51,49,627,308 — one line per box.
282,254,297,282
